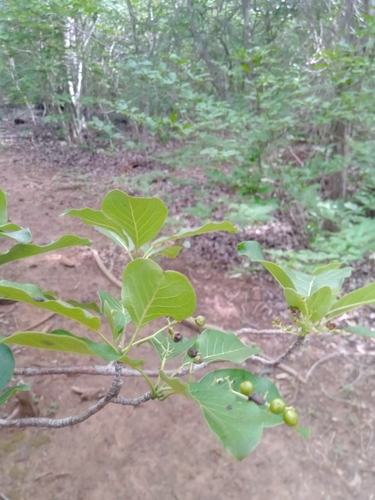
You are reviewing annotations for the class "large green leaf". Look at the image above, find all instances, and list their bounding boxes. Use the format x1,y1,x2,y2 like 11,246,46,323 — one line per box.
102,190,167,249
183,330,260,365
122,259,196,327
147,244,184,259
1,330,120,361
0,223,32,244
99,291,131,341
238,241,295,289
153,221,237,246
189,369,265,460
327,283,375,320
0,384,29,406
306,286,332,321
0,281,100,330
149,331,197,361
0,189,7,225
0,235,92,266
0,344,14,392
62,208,129,248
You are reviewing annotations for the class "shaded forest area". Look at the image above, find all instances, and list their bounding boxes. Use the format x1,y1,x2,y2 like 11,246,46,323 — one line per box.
1,0,375,267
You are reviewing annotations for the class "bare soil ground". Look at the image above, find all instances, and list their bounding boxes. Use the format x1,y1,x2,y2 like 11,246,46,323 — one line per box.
0,142,375,500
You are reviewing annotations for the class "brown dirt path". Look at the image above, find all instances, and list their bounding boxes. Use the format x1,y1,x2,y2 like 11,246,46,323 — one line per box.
0,151,374,500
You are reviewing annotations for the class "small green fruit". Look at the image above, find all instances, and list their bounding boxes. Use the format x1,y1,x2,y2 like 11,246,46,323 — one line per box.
194,316,206,327
239,381,254,396
283,408,299,427
269,398,286,415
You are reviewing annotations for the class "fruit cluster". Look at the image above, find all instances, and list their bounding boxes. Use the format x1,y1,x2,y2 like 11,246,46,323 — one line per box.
239,381,299,427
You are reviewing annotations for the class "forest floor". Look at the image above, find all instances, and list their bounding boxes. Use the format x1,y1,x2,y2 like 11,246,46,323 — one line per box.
0,122,375,500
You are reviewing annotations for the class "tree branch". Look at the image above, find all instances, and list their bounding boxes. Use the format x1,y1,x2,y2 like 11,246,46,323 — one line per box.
0,362,125,428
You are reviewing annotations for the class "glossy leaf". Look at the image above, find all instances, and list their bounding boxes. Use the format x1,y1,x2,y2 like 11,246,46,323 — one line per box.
327,283,375,320
0,344,15,392
0,281,100,330
1,330,120,361
62,208,129,248
0,235,92,266
149,331,197,360
153,221,237,245
122,259,196,327
306,286,332,321
183,330,260,365
238,241,295,289
102,190,167,249
0,384,29,406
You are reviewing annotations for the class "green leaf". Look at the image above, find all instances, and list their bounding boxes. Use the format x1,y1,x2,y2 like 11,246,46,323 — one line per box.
153,221,237,245
62,208,129,248
149,331,197,361
306,286,332,321
1,330,119,361
147,244,184,259
0,189,7,225
0,235,92,266
183,330,260,365
343,325,375,338
238,241,295,289
159,370,191,397
0,344,15,392
284,267,351,297
99,291,131,341
66,300,101,314
189,371,264,460
0,224,32,244
327,283,375,320
0,384,29,406
122,259,196,327
313,263,342,275
0,281,100,330
101,190,167,249
284,288,308,316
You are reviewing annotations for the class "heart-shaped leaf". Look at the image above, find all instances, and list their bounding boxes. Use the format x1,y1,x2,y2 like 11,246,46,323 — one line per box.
122,259,196,327
0,281,100,330
0,235,92,266
0,344,15,392
102,190,167,249
183,329,260,365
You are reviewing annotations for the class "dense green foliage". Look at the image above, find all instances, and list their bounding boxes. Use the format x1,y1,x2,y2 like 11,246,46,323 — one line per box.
0,0,375,260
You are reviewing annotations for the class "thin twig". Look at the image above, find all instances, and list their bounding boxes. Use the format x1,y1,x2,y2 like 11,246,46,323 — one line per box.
305,353,341,382
320,383,361,408
25,312,56,331
0,362,124,428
